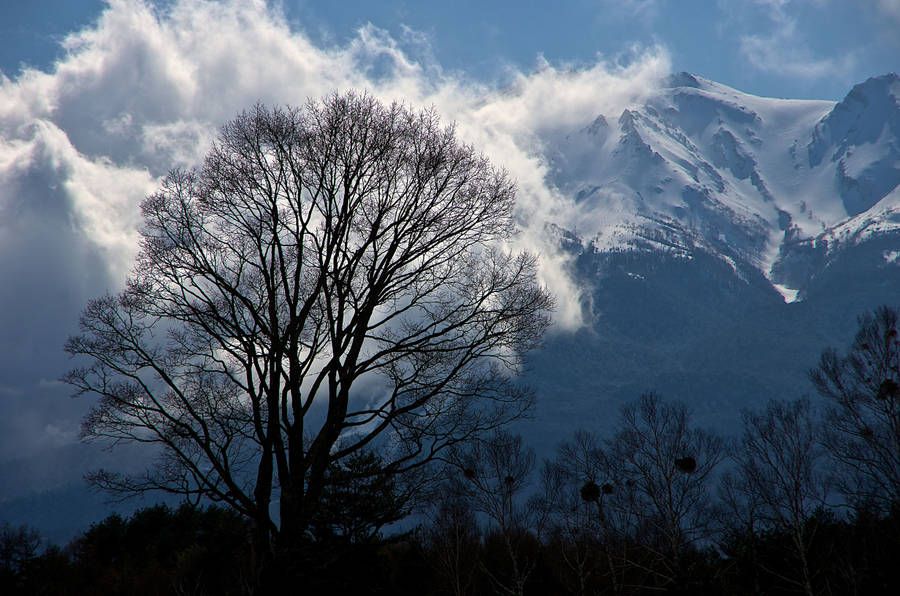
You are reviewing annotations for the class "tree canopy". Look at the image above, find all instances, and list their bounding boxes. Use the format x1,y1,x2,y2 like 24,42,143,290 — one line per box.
64,92,552,556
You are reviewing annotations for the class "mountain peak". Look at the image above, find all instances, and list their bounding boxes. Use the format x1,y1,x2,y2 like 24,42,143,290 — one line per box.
850,72,900,97
663,72,702,89
547,73,900,297
835,73,900,118
803,73,900,215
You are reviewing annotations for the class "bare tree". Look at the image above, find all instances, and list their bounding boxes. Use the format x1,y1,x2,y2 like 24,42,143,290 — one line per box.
532,430,614,596
608,393,725,590
534,396,723,594
64,93,552,559
452,431,537,596
424,482,482,596
718,469,767,595
0,522,41,578
811,305,900,512
728,398,830,596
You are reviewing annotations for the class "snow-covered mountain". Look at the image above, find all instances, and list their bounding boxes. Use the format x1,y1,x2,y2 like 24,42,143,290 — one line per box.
543,72,900,302
519,73,900,451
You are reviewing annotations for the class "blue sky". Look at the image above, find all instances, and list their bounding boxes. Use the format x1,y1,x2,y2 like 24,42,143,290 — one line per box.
1,0,897,100
0,0,896,466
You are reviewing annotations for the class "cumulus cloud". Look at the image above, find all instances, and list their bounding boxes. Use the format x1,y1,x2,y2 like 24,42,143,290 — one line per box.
0,0,669,457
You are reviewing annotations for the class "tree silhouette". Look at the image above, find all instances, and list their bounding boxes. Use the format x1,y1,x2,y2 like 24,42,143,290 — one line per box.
726,398,829,596
811,305,900,512
608,393,724,590
64,92,552,566
532,430,611,595
0,521,42,592
424,488,482,596
452,431,537,596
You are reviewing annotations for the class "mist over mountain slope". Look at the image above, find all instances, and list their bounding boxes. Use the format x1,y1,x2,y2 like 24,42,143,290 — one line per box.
519,72,900,453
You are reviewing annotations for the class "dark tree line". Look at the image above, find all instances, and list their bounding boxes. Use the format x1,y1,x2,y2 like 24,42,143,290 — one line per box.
5,502,898,595
6,304,900,594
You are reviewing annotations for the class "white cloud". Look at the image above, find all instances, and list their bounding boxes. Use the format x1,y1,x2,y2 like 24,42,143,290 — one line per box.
1,0,671,339
739,33,855,80
594,0,665,19
876,0,900,21
0,0,675,456
731,0,857,80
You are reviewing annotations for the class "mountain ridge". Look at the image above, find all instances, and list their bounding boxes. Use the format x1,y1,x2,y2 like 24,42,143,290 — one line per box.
544,71,900,303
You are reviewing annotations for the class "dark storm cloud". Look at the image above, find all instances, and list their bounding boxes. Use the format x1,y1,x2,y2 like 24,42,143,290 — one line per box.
0,126,123,459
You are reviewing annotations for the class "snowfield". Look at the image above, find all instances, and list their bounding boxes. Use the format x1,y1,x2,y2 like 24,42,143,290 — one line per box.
542,72,900,302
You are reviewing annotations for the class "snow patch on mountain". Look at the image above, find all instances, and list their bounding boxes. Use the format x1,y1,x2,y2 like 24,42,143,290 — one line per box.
540,72,900,298
771,283,801,303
